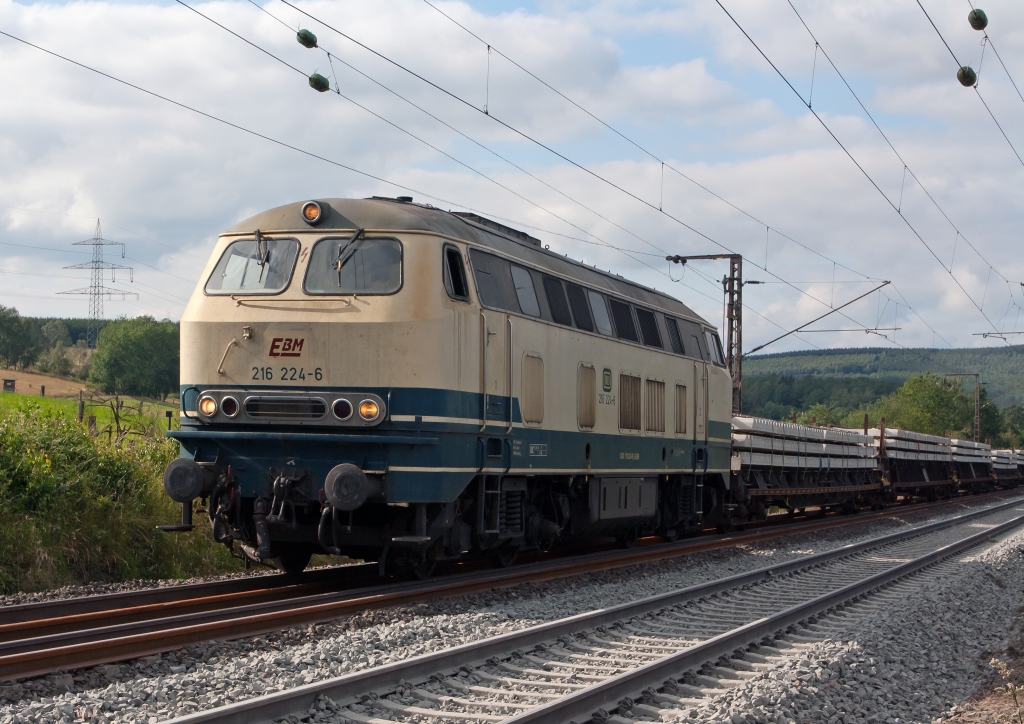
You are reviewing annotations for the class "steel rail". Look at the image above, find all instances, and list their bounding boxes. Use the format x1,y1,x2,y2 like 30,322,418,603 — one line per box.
0,493,1014,680
502,511,1024,724
0,562,378,625
3,489,1006,629
158,497,1024,724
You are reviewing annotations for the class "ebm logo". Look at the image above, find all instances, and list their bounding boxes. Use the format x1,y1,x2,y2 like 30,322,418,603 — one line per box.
269,338,304,358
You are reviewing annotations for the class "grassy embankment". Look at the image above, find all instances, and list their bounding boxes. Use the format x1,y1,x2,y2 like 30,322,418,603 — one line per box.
0,392,236,594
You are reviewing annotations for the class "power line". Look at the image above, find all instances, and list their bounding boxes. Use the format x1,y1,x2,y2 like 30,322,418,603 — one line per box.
0,20,962,364
913,0,1024,167
411,0,956,351
0,25,693,327
257,0,955,354
781,0,1017,324
713,0,1015,340
186,0,880,342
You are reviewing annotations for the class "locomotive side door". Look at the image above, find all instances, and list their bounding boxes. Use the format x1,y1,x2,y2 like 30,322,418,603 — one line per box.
480,310,511,431
693,361,708,470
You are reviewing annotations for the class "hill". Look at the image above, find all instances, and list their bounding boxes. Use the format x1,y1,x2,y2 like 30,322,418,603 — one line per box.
743,346,1024,409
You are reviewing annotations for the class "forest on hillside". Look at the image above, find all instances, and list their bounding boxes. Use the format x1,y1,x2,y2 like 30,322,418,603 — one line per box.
744,346,1024,407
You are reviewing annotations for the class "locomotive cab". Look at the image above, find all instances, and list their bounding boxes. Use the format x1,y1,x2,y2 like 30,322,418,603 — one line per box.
166,197,733,574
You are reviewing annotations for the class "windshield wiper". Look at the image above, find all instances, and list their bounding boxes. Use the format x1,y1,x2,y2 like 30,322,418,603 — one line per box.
333,228,364,286
254,229,271,282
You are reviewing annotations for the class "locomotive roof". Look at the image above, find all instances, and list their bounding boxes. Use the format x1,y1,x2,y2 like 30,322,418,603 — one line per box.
226,197,710,326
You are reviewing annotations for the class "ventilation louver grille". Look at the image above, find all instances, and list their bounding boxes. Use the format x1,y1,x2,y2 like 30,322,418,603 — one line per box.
244,397,327,420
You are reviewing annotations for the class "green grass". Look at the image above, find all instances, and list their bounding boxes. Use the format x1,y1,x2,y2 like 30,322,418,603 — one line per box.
0,396,236,594
0,392,178,435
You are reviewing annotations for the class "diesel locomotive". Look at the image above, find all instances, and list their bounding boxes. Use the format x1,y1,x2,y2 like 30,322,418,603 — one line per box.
162,197,1021,574
163,197,734,574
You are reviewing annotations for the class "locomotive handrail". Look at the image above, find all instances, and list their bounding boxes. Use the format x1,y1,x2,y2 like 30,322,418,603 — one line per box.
479,311,488,432
180,385,200,420
167,430,438,445
507,317,514,434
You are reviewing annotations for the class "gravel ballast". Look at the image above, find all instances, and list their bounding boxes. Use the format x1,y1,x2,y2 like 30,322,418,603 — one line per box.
659,522,1024,724
0,496,1020,723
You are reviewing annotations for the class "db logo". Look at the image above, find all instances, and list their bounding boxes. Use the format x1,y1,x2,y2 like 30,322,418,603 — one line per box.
269,337,304,358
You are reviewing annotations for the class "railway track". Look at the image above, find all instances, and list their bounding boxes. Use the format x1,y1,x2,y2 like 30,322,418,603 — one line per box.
0,492,1014,681
163,496,1024,724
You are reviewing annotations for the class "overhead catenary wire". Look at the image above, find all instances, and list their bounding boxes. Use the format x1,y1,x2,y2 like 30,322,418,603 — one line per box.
272,0,959,353
0,25,835,354
414,0,922,293
713,0,1012,340
177,0,706,288
913,0,1024,168
0,21,961,368
248,0,959,358
181,3,840,310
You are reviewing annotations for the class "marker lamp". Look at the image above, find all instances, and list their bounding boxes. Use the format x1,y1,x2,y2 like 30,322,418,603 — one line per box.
358,400,380,421
301,201,323,225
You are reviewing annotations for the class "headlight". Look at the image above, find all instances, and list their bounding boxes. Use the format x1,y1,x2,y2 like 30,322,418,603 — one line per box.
333,399,353,420
198,395,218,417
301,201,324,225
221,396,239,417
358,400,380,421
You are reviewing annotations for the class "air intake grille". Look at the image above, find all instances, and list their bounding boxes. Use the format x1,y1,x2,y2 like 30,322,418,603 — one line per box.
244,397,327,420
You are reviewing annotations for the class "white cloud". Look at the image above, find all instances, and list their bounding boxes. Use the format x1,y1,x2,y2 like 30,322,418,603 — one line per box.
0,0,1021,353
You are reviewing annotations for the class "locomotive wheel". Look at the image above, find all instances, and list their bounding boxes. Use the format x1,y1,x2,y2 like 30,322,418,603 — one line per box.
616,527,638,549
492,545,519,568
276,545,314,575
412,559,437,580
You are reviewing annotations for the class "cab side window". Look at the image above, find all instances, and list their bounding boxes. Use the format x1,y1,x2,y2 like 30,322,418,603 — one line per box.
443,246,469,301
542,275,574,326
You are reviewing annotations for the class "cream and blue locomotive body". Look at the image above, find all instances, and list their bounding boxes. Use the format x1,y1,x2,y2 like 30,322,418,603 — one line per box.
164,197,733,573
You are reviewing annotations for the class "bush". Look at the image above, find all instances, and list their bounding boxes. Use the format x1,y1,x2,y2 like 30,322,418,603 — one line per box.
0,404,234,593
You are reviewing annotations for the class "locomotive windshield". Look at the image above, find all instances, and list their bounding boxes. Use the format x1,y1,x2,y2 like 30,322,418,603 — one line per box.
304,236,402,295
205,236,299,295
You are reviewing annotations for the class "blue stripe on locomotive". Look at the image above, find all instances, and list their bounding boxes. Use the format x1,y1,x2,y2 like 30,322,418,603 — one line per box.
174,384,731,502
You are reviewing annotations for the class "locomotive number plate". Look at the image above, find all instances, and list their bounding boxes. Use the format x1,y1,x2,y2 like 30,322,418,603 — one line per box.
251,329,323,384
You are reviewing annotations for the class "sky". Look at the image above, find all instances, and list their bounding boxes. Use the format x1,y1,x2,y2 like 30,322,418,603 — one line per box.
1,0,1023,355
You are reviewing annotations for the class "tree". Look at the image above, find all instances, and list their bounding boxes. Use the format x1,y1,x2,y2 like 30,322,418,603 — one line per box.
39,320,71,348
843,374,974,436
0,306,35,369
89,317,179,398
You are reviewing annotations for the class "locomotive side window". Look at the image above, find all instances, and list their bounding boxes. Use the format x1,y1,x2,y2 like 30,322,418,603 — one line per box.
205,237,299,295
542,275,573,326
587,290,614,336
609,299,639,343
565,283,594,332
675,318,708,361
665,317,685,355
636,308,663,348
706,330,727,367
304,236,402,295
443,246,470,301
469,249,521,313
510,265,541,316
